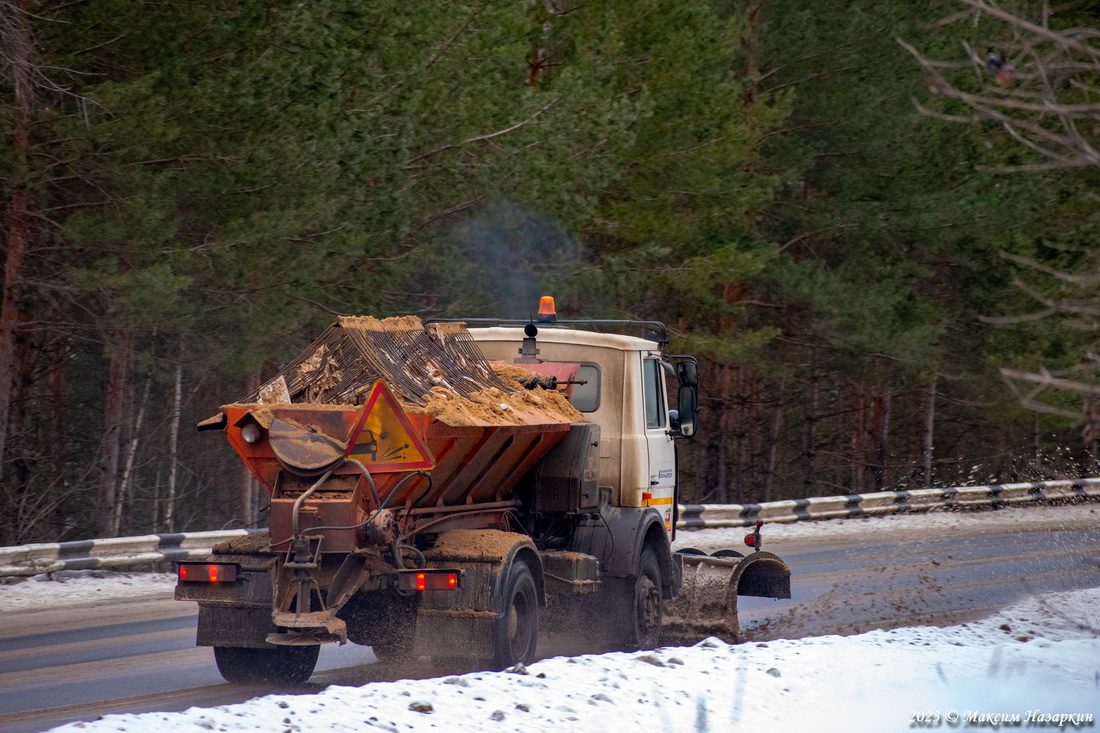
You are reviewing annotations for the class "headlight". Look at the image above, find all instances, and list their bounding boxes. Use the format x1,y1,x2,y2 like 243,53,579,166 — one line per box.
240,423,262,444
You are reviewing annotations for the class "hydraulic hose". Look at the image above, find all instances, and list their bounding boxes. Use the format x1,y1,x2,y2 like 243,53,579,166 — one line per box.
291,468,335,537
301,469,432,533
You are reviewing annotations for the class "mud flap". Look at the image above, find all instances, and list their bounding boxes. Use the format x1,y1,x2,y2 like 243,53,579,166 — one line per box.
182,551,278,649
413,605,499,660
411,558,501,660
198,605,280,649
662,550,790,646
412,529,541,663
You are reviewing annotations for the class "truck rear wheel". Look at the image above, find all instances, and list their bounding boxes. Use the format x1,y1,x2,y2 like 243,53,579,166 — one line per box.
627,547,663,651
213,644,319,684
492,559,538,668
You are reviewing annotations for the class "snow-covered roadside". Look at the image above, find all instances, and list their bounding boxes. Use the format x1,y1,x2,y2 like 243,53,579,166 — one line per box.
50,586,1100,733
0,569,175,612
673,501,1100,549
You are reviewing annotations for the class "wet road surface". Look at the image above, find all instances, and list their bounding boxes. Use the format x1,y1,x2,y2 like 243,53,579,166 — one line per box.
2,506,1097,732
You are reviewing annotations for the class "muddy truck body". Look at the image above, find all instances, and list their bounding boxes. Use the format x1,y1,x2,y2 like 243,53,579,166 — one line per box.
177,307,791,683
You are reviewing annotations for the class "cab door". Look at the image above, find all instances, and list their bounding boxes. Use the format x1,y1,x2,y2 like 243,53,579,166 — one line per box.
642,355,676,533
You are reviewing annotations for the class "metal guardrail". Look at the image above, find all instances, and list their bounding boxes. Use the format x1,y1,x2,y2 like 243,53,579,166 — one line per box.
677,478,1100,529
0,529,263,578
1,479,1097,577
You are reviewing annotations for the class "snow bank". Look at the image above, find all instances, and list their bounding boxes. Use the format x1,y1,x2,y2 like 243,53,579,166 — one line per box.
49,587,1100,733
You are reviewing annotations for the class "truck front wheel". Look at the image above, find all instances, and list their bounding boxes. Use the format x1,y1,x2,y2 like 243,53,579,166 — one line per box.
628,547,663,651
492,559,538,669
213,644,319,684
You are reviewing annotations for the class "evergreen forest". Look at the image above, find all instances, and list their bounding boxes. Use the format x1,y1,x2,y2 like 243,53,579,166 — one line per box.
2,0,1099,544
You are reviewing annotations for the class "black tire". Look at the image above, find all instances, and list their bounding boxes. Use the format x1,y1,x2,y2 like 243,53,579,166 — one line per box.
213,644,319,684
492,559,539,669
627,547,663,651
712,549,744,559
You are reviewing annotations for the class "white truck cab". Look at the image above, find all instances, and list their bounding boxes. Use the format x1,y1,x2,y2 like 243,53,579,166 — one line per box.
466,318,697,537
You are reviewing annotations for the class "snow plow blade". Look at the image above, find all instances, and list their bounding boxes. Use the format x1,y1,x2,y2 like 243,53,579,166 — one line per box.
663,551,791,645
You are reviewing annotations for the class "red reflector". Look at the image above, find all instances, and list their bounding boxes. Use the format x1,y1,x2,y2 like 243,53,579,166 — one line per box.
744,534,757,547
177,563,238,583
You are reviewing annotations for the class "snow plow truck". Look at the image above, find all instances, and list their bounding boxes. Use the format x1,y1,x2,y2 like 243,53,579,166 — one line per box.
176,300,791,683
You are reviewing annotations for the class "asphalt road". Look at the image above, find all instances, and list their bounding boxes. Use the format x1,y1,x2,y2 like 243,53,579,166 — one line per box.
2,506,1098,732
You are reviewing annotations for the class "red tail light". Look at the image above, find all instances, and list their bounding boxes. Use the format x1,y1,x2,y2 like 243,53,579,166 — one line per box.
397,569,462,591
745,519,763,550
178,562,239,583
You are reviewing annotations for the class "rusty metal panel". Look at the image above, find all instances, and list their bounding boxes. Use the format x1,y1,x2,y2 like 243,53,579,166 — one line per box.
489,431,561,504
270,496,360,552
434,426,569,506
464,433,544,503
474,434,537,502
391,429,484,507
440,429,515,505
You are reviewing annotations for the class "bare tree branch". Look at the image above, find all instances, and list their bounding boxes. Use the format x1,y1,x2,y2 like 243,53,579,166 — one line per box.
898,2,1100,173
957,0,1100,60
918,7,980,30
998,250,1100,286
1002,366,1100,396
978,307,1060,324
999,367,1100,421
1010,276,1100,317
401,98,560,169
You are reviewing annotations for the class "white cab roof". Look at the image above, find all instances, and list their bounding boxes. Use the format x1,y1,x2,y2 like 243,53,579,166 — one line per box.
466,325,660,353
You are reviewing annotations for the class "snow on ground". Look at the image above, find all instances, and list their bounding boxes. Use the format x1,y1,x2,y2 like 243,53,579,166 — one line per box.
48,586,1100,733
0,569,175,612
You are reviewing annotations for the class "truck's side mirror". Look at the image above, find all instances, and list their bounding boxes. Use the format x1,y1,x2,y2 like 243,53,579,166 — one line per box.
677,385,698,438
677,360,698,387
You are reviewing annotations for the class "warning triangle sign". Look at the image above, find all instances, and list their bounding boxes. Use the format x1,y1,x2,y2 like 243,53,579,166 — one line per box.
344,381,435,472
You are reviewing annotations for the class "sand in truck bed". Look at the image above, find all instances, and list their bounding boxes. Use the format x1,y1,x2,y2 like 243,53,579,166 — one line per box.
226,316,585,428
416,367,584,426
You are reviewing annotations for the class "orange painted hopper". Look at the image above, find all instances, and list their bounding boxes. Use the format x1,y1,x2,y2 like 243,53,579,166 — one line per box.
210,316,584,550
225,401,574,511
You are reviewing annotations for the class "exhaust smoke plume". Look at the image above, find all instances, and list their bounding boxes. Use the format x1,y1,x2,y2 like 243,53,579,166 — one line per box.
451,198,577,318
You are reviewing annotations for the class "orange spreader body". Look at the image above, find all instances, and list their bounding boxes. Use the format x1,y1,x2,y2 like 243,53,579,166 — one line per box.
224,402,573,514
